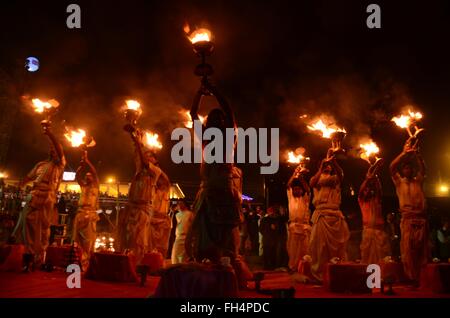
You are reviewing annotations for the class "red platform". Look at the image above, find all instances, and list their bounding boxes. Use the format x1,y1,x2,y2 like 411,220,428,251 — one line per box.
45,245,82,268
420,263,450,293
85,252,138,283
153,263,239,298
380,261,409,283
0,244,25,272
324,263,372,294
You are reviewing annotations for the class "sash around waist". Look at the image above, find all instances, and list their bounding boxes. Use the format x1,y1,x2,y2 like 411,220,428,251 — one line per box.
312,209,344,223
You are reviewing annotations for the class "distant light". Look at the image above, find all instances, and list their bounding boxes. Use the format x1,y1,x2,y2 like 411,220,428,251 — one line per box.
105,209,113,215
242,194,254,201
25,57,39,72
63,172,76,181
438,184,449,195
107,177,115,183
0,171,8,179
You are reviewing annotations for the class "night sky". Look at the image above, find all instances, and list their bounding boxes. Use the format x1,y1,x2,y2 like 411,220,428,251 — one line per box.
1,0,450,203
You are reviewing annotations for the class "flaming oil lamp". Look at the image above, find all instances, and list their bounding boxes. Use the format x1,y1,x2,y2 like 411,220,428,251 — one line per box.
186,27,215,79
391,108,424,138
360,140,380,165
64,128,96,150
29,98,59,129
123,100,142,126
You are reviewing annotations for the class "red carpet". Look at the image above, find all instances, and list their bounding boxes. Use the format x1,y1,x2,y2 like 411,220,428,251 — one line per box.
1,270,449,298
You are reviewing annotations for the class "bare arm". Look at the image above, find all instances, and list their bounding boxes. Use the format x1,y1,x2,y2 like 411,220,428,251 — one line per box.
75,165,86,187
414,151,426,181
310,159,327,188
287,166,301,188
203,81,236,128
190,89,203,121
43,127,64,164
389,151,408,180
329,157,343,183
83,151,99,185
156,170,170,192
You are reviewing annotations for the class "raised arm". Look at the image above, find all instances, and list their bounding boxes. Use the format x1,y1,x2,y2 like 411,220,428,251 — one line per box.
327,155,343,183
414,151,426,181
310,158,328,188
82,151,99,185
389,151,408,179
75,164,86,187
287,166,301,188
190,88,203,122
203,81,236,128
156,170,171,192
43,125,64,163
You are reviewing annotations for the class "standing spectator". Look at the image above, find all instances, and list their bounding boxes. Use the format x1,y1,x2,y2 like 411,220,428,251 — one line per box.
255,205,264,256
260,206,288,270
247,207,261,256
437,219,450,261
171,200,194,264
239,205,249,254
167,203,179,258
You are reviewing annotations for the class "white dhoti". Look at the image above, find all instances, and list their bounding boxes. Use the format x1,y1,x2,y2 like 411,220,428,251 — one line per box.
309,209,349,282
360,226,390,264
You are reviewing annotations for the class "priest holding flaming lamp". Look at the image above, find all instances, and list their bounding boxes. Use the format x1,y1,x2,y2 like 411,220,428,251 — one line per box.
308,148,349,282
184,26,252,288
358,142,390,264
12,98,65,271
390,112,428,285
286,149,312,272
68,130,99,271
118,100,166,264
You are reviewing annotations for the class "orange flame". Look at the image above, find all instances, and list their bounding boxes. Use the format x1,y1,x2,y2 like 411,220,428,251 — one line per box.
125,100,141,111
360,141,380,161
391,109,423,129
144,131,163,150
31,98,59,113
64,129,86,147
287,151,309,164
180,110,207,128
307,119,346,139
187,28,212,44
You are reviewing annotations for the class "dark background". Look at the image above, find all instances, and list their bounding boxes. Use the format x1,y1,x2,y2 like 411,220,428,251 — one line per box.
1,0,450,204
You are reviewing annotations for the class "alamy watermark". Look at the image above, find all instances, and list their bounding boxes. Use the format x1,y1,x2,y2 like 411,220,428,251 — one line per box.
171,120,279,174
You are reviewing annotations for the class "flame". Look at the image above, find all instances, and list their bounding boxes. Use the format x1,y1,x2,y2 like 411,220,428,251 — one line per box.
125,100,141,111
391,114,411,128
188,28,212,44
144,131,163,150
360,141,380,161
0,171,7,179
180,110,207,128
307,119,346,139
31,98,59,113
408,110,423,120
391,109,423,129
64,129,87,147
287,151,309,164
